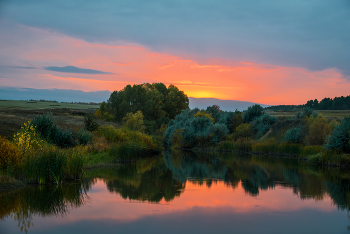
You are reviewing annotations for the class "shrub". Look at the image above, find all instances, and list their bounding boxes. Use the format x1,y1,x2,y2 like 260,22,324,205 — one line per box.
294,107,317,119
13,121,44,155
208,123,229,144
76,129,92,145
98,126,161,152
30,114,54,140
228,123,252,140
306,115,335,145
0,136,20,170
170,128,183,147
50,125,75,148
243,104,263,123
231,110,243,133
122,110,146,132
84,115,99,132
284,126,303,143
324,116,350,152
194,111,215,122
251,113,278,137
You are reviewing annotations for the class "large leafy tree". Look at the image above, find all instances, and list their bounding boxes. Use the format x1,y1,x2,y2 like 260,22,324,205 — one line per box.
105,83,189,123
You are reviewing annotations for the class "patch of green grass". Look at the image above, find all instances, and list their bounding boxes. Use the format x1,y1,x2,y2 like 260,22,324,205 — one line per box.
0,100,99,110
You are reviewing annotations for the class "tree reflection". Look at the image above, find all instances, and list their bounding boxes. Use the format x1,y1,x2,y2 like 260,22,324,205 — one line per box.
0,181,91,233
101,157,185,203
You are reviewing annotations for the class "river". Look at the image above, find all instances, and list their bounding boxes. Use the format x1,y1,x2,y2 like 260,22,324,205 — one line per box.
1,150,350,233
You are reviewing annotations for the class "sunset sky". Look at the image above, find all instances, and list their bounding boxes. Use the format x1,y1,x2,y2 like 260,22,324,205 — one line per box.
0,1,349,105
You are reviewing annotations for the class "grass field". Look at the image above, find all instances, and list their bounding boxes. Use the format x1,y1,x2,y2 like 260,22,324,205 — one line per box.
267,110,350,121
0,100,119,138
0,100,100,110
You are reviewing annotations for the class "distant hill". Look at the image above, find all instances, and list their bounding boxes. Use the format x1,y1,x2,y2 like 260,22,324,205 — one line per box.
0,87,111,103
189,97,270,111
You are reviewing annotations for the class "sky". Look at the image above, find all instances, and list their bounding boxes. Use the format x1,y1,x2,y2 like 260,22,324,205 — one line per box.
0,0,349,105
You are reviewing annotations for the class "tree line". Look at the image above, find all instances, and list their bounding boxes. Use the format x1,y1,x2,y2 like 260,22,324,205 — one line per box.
265,95,350,111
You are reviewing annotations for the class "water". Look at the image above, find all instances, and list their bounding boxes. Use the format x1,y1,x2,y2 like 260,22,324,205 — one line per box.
1,150,350,234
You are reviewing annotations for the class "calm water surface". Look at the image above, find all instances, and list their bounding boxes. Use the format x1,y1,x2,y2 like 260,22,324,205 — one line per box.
1,150,350,234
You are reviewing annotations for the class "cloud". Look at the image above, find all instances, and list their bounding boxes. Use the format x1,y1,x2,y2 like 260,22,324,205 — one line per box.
1,0,349,75
44,66,114,75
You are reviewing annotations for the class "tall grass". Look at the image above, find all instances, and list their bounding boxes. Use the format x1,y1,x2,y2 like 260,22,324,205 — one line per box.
21,147,87,184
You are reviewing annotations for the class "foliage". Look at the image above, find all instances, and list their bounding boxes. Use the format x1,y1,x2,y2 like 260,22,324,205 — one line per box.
30,114,54,140
252,140,303,155
306,115,336,145
324,116,350,152
21,147,87,184
251,113,278,137
94,101,115,121
105,83,189,127
122,110,146,132
217,138,252,152
283,126,303,143
231,110,243,133
294,107,317,119
97,126,161,152
228,123,252,141
0,136,20,170
30,114,91,148
208,123,229,144
75,129,92,145
84,115,99,132
13,121,44,155
194,111,215,122
50,125,75,148
243,104,263,123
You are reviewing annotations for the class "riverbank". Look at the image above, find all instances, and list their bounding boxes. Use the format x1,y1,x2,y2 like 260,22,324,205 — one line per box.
191,140,350,167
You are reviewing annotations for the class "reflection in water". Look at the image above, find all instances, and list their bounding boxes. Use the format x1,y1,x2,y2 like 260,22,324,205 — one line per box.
0,181,92,233
2,150,350,233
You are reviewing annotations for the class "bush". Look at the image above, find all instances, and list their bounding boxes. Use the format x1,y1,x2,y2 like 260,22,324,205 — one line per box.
84,115,99,132
243,104,263,123
294,107,317,119
98,126,161,152
122,110,146,132
30,114,54,140
194,111,215,122
0,136,20,170
231,110,243,133
13,121,44,155
306,115,335,145
50,125,75,148
208,123,229,144
284,126,303,143
228,123,252,141
76,129,92,145
251,113,278,137
324,116,350,152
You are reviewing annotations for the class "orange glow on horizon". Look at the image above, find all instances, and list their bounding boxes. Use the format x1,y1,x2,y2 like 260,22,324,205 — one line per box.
5,24,350,105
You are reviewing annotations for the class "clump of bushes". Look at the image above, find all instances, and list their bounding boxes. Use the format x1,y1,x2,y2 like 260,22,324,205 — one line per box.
324,116,350,153
165,106,240,148
294,107,318,119
306,114,336,145
31,114,92,148
84,115,99,132
243,104,263,123
284,126,303,143
122,110,146,132
98,125,162,153
251,113,278,137
0,136,20,171
228,123,252,141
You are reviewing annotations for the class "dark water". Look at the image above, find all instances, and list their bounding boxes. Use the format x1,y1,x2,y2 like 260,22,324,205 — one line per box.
1,150,350,234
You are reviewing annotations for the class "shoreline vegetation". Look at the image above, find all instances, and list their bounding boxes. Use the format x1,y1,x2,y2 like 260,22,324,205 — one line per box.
1,83,350,191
